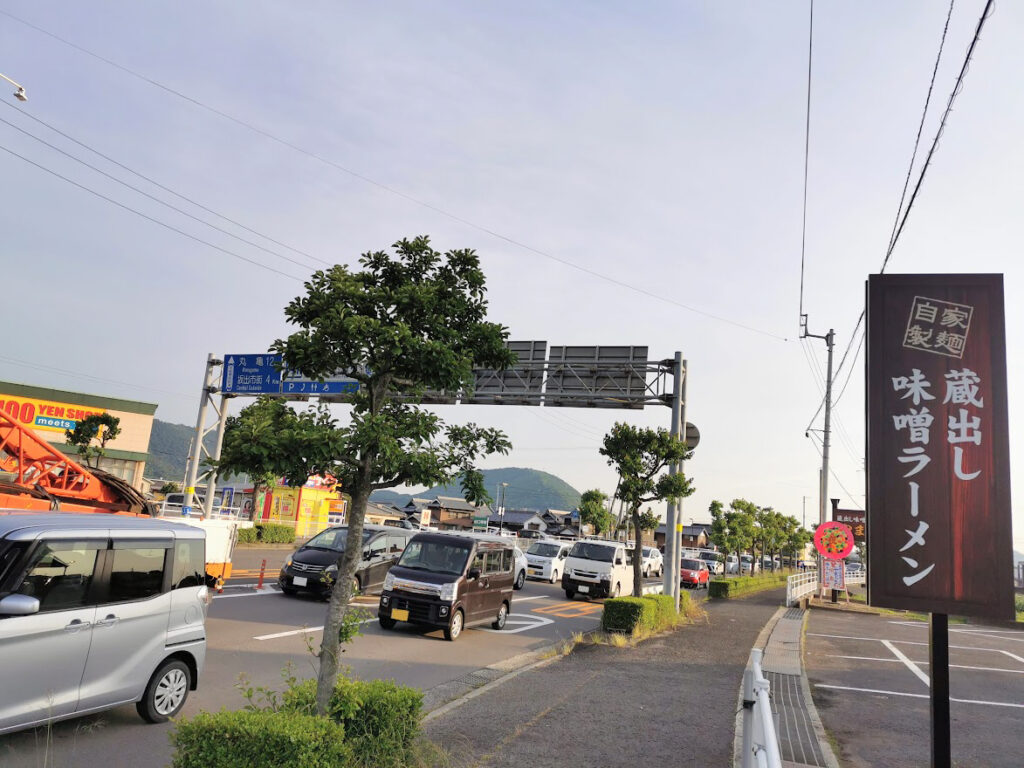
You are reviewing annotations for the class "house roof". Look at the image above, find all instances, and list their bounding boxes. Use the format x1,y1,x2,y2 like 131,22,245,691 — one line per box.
402,497,434,512
431,495,489,513
543,509,573,519
654,523,710,537
365,501,402,519
489,509,545,526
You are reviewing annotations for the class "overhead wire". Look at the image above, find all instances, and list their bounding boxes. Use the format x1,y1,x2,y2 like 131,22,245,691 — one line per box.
797,0,814,326
0,140,306,281
0,9,791,342
0,353,194,399
0,111,322,273
1,101,329,266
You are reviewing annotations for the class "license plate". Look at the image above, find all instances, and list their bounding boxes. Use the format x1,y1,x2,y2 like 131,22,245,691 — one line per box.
293,576,307,587
529,568,540,574
577,584,590,593
391,608,409,621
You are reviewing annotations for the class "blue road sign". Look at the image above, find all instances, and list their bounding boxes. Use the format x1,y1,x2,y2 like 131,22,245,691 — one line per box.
222,354,361,397
222,354,283,394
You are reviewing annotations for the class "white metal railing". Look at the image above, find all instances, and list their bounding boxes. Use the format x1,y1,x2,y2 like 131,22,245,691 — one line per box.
742,648,783,768
785,569,818,606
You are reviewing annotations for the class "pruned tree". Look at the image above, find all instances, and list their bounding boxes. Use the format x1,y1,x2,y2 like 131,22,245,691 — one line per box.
215,236,514,714
65,413,121,468
709,499,756,575
578,488,615,536
600,423,694,597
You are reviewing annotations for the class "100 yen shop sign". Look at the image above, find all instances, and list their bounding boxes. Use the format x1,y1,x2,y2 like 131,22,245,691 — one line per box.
866,274,1013,619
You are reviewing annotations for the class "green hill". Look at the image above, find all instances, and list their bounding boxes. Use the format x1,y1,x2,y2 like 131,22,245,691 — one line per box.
371,467,581,512
145,419,221,483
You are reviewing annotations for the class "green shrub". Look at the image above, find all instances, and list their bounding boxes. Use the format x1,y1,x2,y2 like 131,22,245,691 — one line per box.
256,523,296,543
641,593,677,627
282,678,423,767
709,572,789,599
170,709,351,768
236,526,258,544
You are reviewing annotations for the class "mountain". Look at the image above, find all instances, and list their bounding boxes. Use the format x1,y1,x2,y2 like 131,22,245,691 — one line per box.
145,419,220,484
371,467,582,512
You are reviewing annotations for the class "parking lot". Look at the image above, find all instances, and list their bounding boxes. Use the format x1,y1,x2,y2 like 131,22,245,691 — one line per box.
0,557,668,768
805,609,1024,767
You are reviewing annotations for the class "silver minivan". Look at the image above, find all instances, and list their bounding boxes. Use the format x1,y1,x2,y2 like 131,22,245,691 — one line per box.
0,513,209,734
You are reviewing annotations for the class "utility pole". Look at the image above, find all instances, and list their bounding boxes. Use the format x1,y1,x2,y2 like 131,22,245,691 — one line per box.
802,319,835,599
802,495,807,530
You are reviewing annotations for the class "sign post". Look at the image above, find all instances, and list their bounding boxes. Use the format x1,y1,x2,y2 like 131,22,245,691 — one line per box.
866,274,1013,768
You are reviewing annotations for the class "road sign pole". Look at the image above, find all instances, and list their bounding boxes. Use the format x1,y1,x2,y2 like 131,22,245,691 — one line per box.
663,352,684,610
201,394,231,519
930,612,951,767
183,354,218,518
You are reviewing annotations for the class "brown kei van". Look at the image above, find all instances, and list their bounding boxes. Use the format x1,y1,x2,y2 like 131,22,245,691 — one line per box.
377,532,514,641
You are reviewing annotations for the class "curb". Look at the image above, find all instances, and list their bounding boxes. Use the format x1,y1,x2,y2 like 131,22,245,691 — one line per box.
798,609,841,768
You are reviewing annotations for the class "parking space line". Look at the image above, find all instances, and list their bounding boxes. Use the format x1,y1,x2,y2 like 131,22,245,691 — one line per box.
254,618,375,641
213,587,282,599
832,655,1024,675
882,639,930,686
808,632,1014,654
999,650,1024,665
815,684,1024,709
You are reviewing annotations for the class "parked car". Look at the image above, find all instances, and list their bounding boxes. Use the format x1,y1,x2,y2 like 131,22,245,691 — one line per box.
517,529,547,541
724,554,740,574
845,562,865,578
378,532,513,641
525,540,573,583
0,513,210,734
279,524,415,598
641,546,663,578
697,549,723,575
740,554,755,574
562,539,634,599
458,531,528,589
680,557,710,589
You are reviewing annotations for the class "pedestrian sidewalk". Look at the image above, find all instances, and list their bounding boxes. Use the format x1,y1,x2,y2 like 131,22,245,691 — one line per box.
422,590,784,768
750,606,839,768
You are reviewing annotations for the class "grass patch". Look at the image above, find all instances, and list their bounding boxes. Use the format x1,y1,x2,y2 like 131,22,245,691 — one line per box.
708,572,789,599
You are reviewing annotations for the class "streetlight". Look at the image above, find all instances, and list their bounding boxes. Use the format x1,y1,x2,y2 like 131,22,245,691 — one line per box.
0,73,27,102
498,482,508,533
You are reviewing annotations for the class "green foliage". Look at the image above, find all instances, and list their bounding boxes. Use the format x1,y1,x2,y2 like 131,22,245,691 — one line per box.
578,488,615,536
236,524,296,544
64,413,121,468
282,678,423,767
170,709,352,768
708,572,790,599
159,481,181,494
637,508,660,531
601,593,685,635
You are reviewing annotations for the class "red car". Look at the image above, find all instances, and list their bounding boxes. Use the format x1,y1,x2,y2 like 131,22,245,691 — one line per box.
680,557,710,589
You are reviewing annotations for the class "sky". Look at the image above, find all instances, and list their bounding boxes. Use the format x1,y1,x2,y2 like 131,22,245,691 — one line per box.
1,2,1022,552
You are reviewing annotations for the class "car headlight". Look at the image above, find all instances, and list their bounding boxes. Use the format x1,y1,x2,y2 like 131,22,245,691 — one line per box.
439,581,458,602
285,555,293,568
383,571,395,592
326,564,338,574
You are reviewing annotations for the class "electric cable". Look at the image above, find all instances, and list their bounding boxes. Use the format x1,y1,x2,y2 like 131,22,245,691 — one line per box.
797,0,814,327
0,9,791,342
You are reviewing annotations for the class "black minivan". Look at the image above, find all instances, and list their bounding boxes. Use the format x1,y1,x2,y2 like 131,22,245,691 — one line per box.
377,532,514,641
278,524,414,598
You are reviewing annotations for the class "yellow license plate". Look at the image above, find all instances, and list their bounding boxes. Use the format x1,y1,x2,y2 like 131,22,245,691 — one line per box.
391,608,409,621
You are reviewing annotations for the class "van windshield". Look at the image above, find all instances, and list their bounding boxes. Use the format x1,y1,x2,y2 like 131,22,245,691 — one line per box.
304,528,372,552
568,542,616,563
398,540,472,576
681,559,703,570
527,542,561,557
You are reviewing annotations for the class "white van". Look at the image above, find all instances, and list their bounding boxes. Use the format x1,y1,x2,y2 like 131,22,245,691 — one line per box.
0,513,209,734
445,531,528,590
561,539,634,599
525,540,573,583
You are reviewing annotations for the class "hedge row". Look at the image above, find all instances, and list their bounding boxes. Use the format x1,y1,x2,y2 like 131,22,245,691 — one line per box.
171,677,423,768
601,592,689,635
708,572,789,599
236,523,296,544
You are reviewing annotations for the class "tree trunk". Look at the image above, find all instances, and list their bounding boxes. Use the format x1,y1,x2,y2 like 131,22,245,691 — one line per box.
631,507,643,597
314,475,370,715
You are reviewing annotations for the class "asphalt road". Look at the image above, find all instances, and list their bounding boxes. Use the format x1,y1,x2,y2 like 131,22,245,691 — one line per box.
0,570,654,768
805,609,1024,768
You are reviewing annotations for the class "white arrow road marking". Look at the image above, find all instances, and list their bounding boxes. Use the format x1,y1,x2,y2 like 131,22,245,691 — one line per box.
482,614,555,634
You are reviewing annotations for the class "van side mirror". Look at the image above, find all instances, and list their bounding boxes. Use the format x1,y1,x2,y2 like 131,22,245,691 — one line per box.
0,594,40,616
363,550,372,561
467,567,481,581
615,557,623,566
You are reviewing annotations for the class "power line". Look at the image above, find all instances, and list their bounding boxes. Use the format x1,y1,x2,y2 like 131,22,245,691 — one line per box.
2,101,329,266
0,9,791,342
807,431,863,502
797,0,814,326
0,140,305,281
0,354,194,399
0,111,322,273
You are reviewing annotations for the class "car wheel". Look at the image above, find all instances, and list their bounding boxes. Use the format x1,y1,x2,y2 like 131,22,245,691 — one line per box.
444,609,464,641
610,582,620,598
350,577,361,596
643,567,650,579
136,659,191,724
492,602,508,630
565,587,576,600
514,570,526,590
379,616,397,630
551,570,559,585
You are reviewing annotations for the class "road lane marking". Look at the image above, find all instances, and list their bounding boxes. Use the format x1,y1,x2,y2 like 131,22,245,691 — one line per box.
882,639,930,686
832,655,1024,675
481,615,555,634
214,587,282,599
999,649,1024,665
815,684,1024,709
533,602,603,618
254,618,375,641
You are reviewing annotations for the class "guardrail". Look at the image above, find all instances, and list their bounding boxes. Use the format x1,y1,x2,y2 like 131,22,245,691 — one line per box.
785,569,818,606
742,648,782,768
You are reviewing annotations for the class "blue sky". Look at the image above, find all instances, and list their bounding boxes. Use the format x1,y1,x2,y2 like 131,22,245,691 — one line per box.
1,2,1022,552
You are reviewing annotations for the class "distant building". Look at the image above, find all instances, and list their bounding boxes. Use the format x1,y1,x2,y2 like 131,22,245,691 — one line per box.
429,495,491,530
653,523,711,551
490,509,547,533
